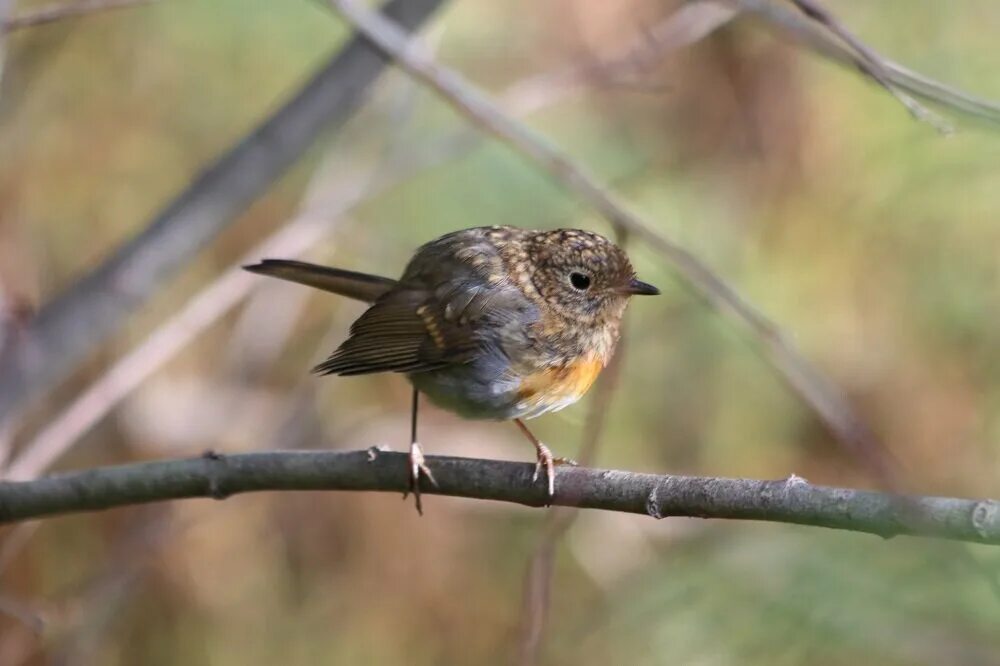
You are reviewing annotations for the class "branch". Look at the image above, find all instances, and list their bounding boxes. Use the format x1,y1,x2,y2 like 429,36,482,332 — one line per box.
734,0,1000,126
0,0,446,426
0,450,998,544
2,0,154,33
785,0,951,132
326,0,896,484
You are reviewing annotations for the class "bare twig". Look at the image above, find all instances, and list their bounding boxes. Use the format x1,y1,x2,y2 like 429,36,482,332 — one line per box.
2,0,154,33
733,0,1000,126
785,0,951,133
569,1,739,88
649,1,739,54
0,0,446,428
327,0,895,484
1,450,999,544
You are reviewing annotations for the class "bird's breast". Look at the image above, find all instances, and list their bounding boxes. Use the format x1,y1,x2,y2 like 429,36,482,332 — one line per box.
511,356,606,419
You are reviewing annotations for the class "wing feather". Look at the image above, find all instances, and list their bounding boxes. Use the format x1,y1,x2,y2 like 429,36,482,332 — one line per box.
313,288,462,376
315,271,537,377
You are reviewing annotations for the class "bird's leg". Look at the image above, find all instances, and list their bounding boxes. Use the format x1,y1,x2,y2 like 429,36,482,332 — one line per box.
403,388,437,515
513,419,577,502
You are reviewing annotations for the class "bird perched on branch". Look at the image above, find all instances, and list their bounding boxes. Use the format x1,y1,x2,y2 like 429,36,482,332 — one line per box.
245,225,659,513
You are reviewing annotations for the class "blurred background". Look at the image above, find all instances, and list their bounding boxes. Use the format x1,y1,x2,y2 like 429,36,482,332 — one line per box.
1,0,999,663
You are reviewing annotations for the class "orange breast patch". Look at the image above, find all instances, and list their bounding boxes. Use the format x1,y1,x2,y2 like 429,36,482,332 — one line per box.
517,357,605,408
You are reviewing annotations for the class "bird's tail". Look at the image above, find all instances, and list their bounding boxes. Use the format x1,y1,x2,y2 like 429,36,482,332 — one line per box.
243,259,396,303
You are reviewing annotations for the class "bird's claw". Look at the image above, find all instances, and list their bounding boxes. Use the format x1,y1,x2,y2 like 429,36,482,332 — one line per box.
533,443,560,503
402,441,437,515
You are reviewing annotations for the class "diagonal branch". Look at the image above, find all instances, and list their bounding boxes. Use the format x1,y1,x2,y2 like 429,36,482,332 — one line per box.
2,0,155,33
0,0,446,427
734,0,1000,126
785,0,951,133
326,0,895,483
0,450,998,544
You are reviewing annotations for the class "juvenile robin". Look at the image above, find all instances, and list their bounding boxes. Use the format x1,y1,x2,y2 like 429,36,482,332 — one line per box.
245,225,659,513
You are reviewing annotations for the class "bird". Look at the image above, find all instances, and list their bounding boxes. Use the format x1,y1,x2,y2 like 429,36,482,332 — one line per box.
244,225,659,513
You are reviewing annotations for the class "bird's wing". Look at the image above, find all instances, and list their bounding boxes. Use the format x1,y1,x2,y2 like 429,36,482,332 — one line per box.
313,278,536,377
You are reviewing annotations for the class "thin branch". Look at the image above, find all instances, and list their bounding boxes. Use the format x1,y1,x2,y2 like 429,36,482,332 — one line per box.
2,0,154,33
785,0,951,133
0,450,998,544
570,1,739,87
733,0,1000,126
326,0,895,483
0,0,446,427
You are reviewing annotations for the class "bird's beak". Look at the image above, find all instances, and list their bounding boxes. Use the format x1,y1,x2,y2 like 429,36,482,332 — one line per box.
623,277,660,296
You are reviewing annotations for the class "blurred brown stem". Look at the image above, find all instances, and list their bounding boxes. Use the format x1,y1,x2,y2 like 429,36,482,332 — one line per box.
1,450,998,545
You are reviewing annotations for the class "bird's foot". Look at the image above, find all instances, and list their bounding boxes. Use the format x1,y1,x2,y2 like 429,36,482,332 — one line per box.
532,444,577,503
402,441,437,515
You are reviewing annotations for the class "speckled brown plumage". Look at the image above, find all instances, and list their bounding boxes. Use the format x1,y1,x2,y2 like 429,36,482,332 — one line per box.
245,225,659,509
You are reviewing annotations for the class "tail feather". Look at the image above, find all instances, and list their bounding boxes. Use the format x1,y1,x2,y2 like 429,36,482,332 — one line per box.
244,259,396,303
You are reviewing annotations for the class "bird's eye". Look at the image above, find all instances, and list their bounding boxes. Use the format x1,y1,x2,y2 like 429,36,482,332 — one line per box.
569,272,591,290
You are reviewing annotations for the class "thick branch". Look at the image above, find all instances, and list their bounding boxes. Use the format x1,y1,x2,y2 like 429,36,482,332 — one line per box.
1,450,998,545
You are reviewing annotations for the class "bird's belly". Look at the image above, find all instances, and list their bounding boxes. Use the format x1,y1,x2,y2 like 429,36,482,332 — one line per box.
408,364,523,420
409,356,604,421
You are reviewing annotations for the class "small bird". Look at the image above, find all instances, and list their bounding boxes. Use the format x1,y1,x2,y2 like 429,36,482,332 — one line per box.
245,225,658,513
